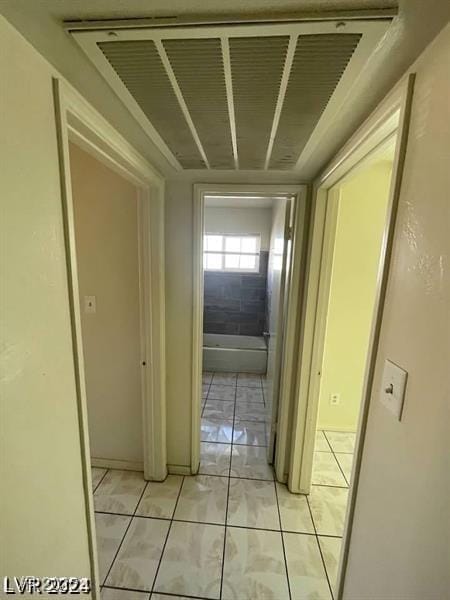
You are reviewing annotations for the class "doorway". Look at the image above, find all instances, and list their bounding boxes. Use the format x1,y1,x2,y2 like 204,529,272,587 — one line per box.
192,184,306,479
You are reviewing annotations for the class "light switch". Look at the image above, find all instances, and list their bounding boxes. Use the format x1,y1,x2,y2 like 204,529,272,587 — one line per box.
380,359,408,421
84,295,96,314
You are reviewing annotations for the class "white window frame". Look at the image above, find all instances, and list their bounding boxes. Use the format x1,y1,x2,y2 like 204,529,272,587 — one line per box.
203,233,261,273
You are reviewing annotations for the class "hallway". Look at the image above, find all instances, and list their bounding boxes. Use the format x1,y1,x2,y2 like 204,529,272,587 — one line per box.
92,372,352,599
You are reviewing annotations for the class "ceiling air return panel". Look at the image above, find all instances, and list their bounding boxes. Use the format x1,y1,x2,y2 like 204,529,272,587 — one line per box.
269,34,362,169
230,36,289,169
71,20,390,172
99,40,205,169
163,38,234,169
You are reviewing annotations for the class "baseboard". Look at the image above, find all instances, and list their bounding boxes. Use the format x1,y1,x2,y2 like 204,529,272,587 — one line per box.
168,464,192,475
317,425,357,433
91,457,144,472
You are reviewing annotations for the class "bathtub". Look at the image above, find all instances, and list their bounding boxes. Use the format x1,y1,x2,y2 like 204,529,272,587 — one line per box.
203,334,267,374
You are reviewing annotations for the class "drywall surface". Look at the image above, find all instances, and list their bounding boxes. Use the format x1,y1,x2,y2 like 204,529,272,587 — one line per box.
164,181,194,468
69,143,143,465
343,25,450,600
317,161,392,431
204,206,272,250
0,16,91,584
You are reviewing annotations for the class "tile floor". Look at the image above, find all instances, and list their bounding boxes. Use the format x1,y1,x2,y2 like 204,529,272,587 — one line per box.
92,371,356,600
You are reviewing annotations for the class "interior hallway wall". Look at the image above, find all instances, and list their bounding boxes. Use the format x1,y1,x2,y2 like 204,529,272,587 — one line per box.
1,16,91,583
69,143,143,466
317,161,392,432
343,25,450,600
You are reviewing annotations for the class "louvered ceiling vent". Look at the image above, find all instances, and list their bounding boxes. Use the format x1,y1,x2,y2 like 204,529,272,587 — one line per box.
72,21,388,171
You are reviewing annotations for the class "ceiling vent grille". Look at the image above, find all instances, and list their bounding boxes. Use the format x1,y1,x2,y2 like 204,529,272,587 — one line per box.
99,40,206,168
229,36,289,169
269,34,362,169
73,21,389,171
163,38,234,169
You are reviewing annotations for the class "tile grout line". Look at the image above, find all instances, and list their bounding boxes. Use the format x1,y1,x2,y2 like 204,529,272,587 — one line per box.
322,430,353,487
92,467,109,494
219,372,237,600
101,478,149,587
274,480,292,600
305,493,335,600
150,474,186,595
103,582,209,599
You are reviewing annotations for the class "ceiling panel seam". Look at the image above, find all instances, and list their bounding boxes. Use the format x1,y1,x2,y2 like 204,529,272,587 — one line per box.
221,37,239,170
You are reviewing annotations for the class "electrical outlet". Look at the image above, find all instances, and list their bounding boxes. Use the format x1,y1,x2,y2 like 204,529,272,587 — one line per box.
330,393,340,405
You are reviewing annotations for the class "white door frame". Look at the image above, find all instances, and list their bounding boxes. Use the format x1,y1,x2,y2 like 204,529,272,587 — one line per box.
288,74,415,598
53,78,167,598
192,183,307,477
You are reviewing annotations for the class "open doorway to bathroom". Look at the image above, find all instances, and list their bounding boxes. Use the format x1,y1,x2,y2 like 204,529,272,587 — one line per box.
193,185,305,481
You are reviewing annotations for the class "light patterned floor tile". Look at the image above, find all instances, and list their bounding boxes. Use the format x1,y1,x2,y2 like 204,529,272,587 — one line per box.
208,384,236,401
154,521,224,599
101,587,149,599
318,536,342,598
94,470,146,515
236,387,264,403
202,384,210,398
284,532,332,600
94,512,130,584
203,372,213,385
199,442,231,476
315,430,331,452
201,418,234,443
237,373,263,388
308,486,349,537
324,431,356,453
230,445,274,480
212,372,237,386
136,476,183,519
222,527,289,600
106,517,169,591
335,453,354,485
202,400,235,420
151,594,190,600
91,467,107,490
276,483,315,534
174,475,228,524
233,420,267,446
312,452,348,487
227,478,279,530
234,401,266,422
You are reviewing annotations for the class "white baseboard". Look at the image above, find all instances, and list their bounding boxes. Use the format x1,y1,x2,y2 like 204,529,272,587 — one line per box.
317,425,357,433
91,457,144,472
168,464,192,475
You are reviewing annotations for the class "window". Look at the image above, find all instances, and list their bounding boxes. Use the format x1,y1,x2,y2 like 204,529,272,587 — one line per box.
203,234,260,272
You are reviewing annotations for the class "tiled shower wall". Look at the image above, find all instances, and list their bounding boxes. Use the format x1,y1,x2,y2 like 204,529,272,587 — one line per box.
203,251,268,336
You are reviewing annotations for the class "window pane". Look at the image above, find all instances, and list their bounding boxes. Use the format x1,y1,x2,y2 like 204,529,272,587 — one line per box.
240,254,257,270
225,236,241,252
205,235,222,251
225,254,240,269
206,253,222,270
241,236,258,253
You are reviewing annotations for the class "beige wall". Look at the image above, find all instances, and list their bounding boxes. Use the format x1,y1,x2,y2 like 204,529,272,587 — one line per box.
69,143,143,465
0,16,91,583
204,206,273,250
344,25,450,599
318,161,392,432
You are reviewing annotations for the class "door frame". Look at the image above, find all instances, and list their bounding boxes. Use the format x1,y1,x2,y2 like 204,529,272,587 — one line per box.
53,78,167,598
287,74,415,597
192,183,307,477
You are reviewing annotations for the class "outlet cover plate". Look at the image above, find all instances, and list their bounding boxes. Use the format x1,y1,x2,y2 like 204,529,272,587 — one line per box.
380,359,408,421
84,295,96,314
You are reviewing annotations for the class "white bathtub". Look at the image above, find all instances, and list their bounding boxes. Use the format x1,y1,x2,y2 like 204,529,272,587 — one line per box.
203,334,267,374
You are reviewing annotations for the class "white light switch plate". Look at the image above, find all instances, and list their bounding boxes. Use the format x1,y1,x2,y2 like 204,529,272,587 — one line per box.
380,359,408,421
84,295,96,314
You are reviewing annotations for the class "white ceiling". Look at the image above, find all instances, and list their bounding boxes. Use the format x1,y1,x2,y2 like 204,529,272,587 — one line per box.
1,0,449,181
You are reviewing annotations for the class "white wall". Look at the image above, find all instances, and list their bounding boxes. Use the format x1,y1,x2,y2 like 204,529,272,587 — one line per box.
204,206,273,250
70,142,143,466
343,25,450,599
0,16,91,584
